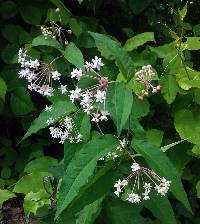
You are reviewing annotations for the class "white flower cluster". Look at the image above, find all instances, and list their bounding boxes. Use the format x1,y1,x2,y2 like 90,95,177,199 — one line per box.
135,65,160,100
44,105,82,144
69,56,110,123
99,138,128,161
114,162,171,203
18,48,67,96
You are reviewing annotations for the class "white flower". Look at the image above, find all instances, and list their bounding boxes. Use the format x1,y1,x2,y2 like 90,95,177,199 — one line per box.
46,117,54,125
18,68,30,78
99,110,109,121
84,61,93,71
155,178,171,196
117,138,128,151
29,59,40,69
71,68,83,80
45,105,52,112
43,85,54,96
52,70,61,80
143,183,152,191
126,193,141,203
59,85,68,94
91,113,100,123
92,56,104,71
76,134,83,143
131,163,140,172
94,90,106,103
69,87,82,102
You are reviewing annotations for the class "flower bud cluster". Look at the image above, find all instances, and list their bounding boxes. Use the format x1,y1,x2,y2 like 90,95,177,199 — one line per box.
40,22,72,45
114,162,171,203
18,48,67,96
135,65,160,99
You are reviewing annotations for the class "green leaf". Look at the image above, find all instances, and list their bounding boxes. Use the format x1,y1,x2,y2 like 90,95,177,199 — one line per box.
0,1,18,20
123,32,155,51
51,0,72,25
76,198,102,224
64,42,85,70
196,181,200,198
2,24,22,43
132,138,192,213
0,77,7,101
56,162,119,223
144,195,176,224
107,83,133,135
1,167,11,179
0,189,15,206
55,135,118,220
10,87,35,116
131,96,149,119
24,189,50,216
106,200,147,224
89,32,135,79
24,156,58,173
128,0,152,15
160,75,179,104
178,4,187,21
22,100,76,141
19,1,42,25
77,0,84,4
146,129,164,147
174,109,200,145
32,36,63,52
13,172,51,194
186,37,200,50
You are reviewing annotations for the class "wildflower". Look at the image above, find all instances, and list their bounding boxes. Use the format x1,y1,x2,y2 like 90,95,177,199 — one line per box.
92,56,104,71
113,162,171,203
48,115,82,144
94,90,106,103
135,65,160,99
17,48,67,96
71,68,83,81
46,117,54,125
69,87,82,102
45,105,52,112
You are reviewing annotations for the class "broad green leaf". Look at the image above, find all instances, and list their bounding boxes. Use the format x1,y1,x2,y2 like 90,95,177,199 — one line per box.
89,32,135,79
1,44,18,64
0,77,7,101
132,139,192,213
106,200,147,224
55,135,118,220
76,198,103,224
131,96,149,119
144,195,176,224
175,67,200,90
2,24,22,44
24,156,58,173
0,189,15,206
22,100,76,141
24,189,50,216
123,32,155,51
128,0,152,15
13,172,52,194
174,109,200,145
160,75,179,104
186,37,200,50
32,36,63,52
69,18,83,38
64,42,85,70
193,24,200,36
146,129,164,147
196,181,200,198
10,87,35,116
56,162,119,223
107,83,133,135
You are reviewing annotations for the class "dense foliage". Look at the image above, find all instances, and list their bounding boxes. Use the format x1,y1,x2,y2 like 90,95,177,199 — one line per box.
0,0,200,223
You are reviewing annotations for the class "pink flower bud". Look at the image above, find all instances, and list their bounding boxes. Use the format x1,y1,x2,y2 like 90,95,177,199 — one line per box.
156,85,161,91
55,7,60,13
